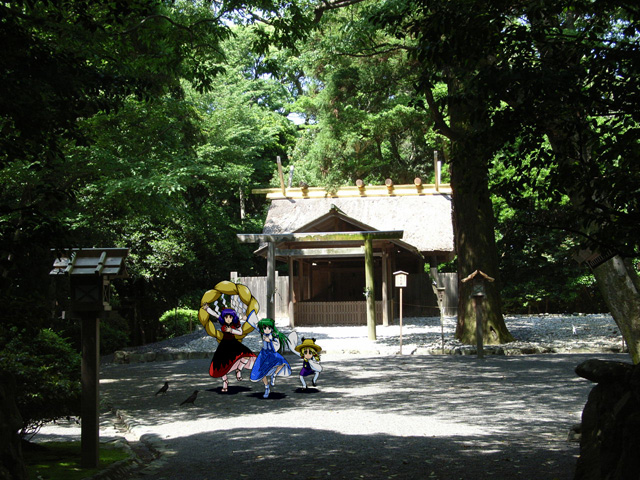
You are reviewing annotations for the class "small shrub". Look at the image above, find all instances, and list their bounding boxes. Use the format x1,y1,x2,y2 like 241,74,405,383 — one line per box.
158,308,198,340
0,328,81,437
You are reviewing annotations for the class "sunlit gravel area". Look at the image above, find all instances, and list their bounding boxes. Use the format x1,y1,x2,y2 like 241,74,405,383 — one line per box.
117,313,625,360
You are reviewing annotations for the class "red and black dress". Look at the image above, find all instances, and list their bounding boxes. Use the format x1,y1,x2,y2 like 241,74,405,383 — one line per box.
209,326,256,377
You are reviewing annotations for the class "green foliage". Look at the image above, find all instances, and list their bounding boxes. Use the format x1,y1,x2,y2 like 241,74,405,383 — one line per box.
101,314,131,355
0,0,244,343
0,328,81,436
158,308,199,340
3,0,638,353
284,2,448,189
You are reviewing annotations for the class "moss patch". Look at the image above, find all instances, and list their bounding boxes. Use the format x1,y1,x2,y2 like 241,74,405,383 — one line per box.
24,441,131,480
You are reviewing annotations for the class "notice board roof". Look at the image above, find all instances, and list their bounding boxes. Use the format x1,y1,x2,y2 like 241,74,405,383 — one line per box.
50,248,129,278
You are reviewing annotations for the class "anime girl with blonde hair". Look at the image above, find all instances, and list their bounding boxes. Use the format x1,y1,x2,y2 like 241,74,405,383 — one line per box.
294,337,322,389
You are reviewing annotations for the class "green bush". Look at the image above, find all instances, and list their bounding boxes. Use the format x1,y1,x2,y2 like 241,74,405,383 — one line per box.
158,308,198,340
0,327,81,437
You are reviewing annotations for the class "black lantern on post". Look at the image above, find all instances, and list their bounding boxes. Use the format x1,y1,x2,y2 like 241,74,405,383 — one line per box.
50,248,128,468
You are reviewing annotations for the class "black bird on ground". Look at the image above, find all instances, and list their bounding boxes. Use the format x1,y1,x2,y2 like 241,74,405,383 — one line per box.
155,381,169,396
180,390,199,406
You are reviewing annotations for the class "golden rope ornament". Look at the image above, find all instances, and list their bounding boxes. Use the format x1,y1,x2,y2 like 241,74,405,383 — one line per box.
198,280,259,342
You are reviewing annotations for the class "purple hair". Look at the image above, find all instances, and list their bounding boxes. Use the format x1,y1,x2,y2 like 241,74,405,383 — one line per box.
218,308,240,327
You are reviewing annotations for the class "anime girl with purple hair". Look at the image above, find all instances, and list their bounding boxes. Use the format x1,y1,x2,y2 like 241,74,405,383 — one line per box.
208,308,256,392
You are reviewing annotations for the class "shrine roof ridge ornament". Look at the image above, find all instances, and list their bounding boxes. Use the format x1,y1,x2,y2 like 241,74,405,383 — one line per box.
252,179,452,200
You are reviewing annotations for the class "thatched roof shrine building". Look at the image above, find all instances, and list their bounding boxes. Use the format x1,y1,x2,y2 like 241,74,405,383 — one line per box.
246,181,455,329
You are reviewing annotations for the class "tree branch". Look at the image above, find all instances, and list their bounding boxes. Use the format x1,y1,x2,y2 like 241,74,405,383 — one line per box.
423,85,456,140
314,0,367,23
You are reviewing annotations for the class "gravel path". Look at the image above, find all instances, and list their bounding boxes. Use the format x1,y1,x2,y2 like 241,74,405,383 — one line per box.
39,352,627,480
114,313,626,361
36,313,629,480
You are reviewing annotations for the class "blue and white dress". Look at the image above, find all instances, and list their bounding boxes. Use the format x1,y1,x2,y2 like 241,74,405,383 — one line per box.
250,333,292,382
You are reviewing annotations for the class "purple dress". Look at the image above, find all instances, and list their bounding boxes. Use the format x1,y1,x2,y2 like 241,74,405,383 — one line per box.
300,359,315,377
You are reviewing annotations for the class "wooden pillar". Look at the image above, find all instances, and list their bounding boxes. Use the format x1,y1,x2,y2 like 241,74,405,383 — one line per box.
382,249,390,327
364,236,377,340
288,256,295,328
267,242,276,320
429,256,439,281
297,259,303,301
80,313,100,468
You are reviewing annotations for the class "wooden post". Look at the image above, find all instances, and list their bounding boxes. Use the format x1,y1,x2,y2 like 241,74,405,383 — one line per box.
80,312,100,468
288,256,295,328
399,286,403,354
393,271,408,355
364,235,376,340
474,295,484,359
438,287,446,354
267,242,276,320
382,249,389,327
239,187,245,219
434,151,441,192
288,164,294,188
276,156,286,196
461,270,493,359
297,259,303,301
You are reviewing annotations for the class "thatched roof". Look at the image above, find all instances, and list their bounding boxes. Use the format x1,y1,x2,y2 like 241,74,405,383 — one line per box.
260,194,454,257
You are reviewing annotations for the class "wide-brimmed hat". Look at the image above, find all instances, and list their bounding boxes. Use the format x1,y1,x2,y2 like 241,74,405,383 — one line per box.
295,337,322,353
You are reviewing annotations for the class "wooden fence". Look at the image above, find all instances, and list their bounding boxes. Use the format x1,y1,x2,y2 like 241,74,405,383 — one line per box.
230,271,458,325
230,271,290,318
295,301,383,326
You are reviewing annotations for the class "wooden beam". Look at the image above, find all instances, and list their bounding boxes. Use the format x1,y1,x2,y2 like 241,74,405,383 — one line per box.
275,247,384,258
267,242,276,319
237,230,403,244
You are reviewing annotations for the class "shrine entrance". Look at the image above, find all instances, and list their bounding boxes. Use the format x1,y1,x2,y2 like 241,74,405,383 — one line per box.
237,230,404,340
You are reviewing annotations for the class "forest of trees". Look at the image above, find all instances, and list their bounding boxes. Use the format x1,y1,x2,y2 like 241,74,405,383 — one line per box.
1,0,639,434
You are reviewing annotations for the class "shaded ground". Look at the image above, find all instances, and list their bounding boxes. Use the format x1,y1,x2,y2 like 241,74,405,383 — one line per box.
55,352,628,480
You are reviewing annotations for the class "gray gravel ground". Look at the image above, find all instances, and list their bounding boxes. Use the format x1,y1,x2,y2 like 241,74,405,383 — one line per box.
113,313,626,360
35,314,628,480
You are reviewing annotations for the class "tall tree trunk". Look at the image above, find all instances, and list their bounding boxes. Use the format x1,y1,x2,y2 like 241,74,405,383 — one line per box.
591,257,640,364
546,116,640,363
447,82,513,344
449,141,514,344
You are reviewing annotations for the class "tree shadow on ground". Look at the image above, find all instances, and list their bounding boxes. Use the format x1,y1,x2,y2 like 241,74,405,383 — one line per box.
98,353,628,479
144,425,578,480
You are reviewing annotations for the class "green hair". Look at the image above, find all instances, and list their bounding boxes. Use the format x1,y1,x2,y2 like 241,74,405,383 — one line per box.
257,318,288,354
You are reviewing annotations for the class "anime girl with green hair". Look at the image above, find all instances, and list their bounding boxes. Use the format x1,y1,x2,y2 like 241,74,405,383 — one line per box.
249,318,292,398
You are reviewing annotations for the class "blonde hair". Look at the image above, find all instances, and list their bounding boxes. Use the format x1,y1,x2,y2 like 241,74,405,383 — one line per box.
299,347,320,362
